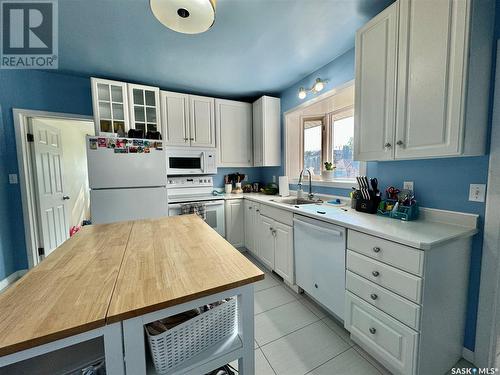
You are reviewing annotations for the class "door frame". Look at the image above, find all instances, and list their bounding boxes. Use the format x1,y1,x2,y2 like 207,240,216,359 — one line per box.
474,42,500,367
13,109,93,269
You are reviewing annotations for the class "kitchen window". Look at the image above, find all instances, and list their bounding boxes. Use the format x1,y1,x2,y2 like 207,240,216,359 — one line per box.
285,81,365,188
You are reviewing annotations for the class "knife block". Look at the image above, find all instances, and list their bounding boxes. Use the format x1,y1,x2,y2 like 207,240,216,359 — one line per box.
355,196,381,214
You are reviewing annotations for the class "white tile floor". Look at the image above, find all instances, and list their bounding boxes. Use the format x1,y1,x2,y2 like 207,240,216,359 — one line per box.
231,252,473,375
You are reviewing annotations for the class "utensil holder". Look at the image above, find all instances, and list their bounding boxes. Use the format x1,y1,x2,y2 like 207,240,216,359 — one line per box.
224,184,232,194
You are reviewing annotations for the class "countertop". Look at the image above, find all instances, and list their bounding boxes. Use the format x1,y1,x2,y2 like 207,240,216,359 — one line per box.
0,222,133,356
223,193,478,250
0,216,263,356
106,215,264,323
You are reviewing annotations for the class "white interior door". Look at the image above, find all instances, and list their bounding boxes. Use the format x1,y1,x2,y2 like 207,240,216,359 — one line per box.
32,119,69,257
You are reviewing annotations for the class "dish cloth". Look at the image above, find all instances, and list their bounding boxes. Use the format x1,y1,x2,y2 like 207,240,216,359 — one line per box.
180,202,206,220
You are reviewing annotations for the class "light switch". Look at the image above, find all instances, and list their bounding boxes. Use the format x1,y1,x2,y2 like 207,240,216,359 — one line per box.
469,184,486,202
8,174,18,184
403,181,414,191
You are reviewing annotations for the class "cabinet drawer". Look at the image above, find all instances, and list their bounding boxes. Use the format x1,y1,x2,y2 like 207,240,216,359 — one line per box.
345,291,418,375
346,271,421,330
348,230,424,276
260,204,293,226
347,250,422,303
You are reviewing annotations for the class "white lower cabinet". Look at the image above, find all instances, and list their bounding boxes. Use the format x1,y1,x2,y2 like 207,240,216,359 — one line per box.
258,215,275,270
243,201,294,284
244,200,260,257
345,292,418,375
224,199,244,247
345,229,472,375
273,221,294,283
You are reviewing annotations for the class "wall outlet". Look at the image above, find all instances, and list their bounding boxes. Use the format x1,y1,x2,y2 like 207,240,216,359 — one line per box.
272,175,276,183
403,181,414,191
469,184,486,202
8,174,18,184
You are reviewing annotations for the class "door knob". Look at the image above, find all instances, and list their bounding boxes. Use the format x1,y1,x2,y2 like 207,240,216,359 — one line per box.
372,271,380,277
384,142,392,148
370,293,378,300
314,283,318,288
62,196,70,200
396,140,404,146
373,247,381,253
369,327,376,334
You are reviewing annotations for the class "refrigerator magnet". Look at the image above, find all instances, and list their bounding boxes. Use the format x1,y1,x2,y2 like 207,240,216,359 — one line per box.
154,142,163,150
89,138,98,150
144,141,150,147
116,139,126,148
114,148,128,154
137,146,144,153
97,138,107,147
144,147,150,153
129,146,138,153
107,139,116,148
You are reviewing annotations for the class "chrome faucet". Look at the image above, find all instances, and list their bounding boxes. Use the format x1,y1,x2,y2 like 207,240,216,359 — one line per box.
298,169,314,200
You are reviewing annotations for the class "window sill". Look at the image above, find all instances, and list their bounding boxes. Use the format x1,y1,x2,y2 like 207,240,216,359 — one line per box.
289,178,356,189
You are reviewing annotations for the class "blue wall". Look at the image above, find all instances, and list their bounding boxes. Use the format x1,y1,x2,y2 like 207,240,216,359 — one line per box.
269,36,494,349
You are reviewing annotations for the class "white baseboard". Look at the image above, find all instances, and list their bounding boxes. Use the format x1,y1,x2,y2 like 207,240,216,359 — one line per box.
0,269,28,292
462,347,475,364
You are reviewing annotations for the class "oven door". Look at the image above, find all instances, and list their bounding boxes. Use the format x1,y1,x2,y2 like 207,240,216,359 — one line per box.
168,200,225,237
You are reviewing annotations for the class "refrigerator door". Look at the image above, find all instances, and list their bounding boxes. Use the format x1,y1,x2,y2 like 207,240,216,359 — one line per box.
90,187,168,224
87,137,166,189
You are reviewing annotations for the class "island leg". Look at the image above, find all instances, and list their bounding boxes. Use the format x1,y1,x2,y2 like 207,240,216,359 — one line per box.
238,284,255,375
103,322,125,375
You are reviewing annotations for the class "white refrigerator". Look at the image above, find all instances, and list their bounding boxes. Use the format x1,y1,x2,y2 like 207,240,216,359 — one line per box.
86,136,168,224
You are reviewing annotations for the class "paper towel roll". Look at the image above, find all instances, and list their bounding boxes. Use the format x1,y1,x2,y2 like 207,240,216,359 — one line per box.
279,176,290,197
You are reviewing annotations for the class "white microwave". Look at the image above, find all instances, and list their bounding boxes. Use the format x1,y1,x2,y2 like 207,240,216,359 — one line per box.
166,148,217,175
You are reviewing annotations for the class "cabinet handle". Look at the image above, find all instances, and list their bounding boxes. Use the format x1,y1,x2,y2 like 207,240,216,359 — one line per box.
248,206,253,210
272,230,277,236
396,140,404,146
370,293,378,300
190,138,194,141
270,227,274,231
256,209,260,212
384,142,392,148
184,138,188,141
369,327,376,334
372,271,380,277
314,283,318,289
373,247,381,253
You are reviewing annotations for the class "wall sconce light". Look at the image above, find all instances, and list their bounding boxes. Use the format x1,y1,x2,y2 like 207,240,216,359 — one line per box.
297,78,329,99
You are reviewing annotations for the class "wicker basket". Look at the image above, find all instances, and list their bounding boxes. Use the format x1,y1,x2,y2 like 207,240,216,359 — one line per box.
146,298,238,374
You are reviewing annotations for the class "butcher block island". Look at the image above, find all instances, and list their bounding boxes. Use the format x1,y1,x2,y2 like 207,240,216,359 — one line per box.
0,215,264,375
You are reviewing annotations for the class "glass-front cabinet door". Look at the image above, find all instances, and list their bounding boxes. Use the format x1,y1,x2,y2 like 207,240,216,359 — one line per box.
128,84,161,137
91,78,129,136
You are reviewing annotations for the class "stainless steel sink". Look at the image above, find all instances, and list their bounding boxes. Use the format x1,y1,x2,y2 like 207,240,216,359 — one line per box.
271,197,323,206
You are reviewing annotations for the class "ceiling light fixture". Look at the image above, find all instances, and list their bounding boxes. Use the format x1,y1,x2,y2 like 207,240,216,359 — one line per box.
150,0,216,35
297,78,329,99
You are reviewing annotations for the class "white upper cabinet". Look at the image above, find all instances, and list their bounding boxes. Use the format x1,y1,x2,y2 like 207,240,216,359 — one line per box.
253,96,281,166
161,91,189,146
355,0,494,161
354,3,398,161
91,78,130,136
215,99,253,167
128,84,161,136
189,95,216,148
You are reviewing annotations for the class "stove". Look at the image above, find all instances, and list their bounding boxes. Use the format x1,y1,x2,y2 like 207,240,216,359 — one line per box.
167,176,225,236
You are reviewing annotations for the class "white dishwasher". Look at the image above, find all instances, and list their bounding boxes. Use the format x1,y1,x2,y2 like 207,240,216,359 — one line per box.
294,215,346,320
